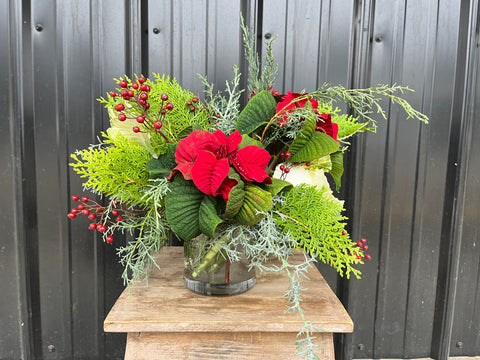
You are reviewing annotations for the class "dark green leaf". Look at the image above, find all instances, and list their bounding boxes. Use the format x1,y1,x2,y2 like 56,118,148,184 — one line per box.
236,91,277,135
224,171,245,219
329,151,344,192
233,183,272,225
146,143,177,179
165,177,222,240
261,178,292,196
288,116,339,162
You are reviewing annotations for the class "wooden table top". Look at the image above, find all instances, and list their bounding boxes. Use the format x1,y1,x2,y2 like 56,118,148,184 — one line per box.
104,247,353,334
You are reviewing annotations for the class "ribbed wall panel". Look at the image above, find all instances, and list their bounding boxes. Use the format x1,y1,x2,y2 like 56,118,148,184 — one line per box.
1,1,479,359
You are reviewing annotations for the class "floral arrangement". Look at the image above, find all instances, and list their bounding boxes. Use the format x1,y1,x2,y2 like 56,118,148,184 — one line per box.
67,18,427,359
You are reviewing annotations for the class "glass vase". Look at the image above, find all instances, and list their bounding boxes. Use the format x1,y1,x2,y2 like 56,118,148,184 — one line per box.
183,233,255,296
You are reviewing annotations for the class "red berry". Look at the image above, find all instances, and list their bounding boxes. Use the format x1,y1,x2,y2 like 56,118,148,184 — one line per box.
190,106,195,112
138,77,146,84
140,93,148,101
89,223,97,230
216,113,221,118
284,168,290,173
67,213,76,219
72,195,80,201
361,238,367,244
136,116,145,123
305,163,311,167
356,241,362,247
127,90,134,97
132,82,139,89
342,230,347,235
133,126,140,133
192,97,198,103
122,96,130,101
272,90,279,96
146,103,151,109
110,91,117,97
268,85,273,90
119,80,128,88
115,104,125,111
77,204,85,210
106,235,114,243
82,209,90,216
285,152,292,159
279,165,285,171
118,114,127,121
139,99,146,105
161,93,169,101
186,101,192,106
365,254,371,260
112,210,119,216
116,216,123,222
165,102,174,111
71,208,78,214
82,196,89,203
280,152,285,158
98,225,107,233
88,213,96,220
362,245,369,251
145,85,151,92
154,121,162,129
160,108,167,115
140,84,147,91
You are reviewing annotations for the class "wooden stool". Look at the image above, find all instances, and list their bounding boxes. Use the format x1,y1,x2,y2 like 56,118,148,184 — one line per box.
104,247,353,359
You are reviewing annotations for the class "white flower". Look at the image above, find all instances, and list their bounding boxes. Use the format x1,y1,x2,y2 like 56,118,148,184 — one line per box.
273,164,344,206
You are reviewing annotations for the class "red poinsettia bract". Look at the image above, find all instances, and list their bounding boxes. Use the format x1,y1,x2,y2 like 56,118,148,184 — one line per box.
276,91,339,141
169,129,271,202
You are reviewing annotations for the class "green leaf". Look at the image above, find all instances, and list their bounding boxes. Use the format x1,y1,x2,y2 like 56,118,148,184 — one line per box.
288,116,340,162
224,171,245,219
233,183,273,225
146,143,177,179
198,196,223,237
165,177,222,240
239,134,265,149
329,151,344,192
236,90,277,134
335,114,369,140
261,178,292,196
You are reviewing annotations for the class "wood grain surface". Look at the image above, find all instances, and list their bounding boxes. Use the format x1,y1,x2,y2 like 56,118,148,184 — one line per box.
124,332,334,360
104,247,353,334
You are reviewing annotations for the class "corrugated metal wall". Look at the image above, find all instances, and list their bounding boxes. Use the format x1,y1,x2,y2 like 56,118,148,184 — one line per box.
1,0,479,359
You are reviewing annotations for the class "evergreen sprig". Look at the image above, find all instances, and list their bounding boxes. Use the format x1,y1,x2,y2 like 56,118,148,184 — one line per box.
311,83,429,131
70,132,151,205
241,14,278,95
199,65,244,135
273,184,363,279
114,179,171,285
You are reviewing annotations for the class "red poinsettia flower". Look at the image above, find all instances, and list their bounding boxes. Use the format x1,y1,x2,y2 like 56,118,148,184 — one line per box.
275,91,339,142
316,113,339,141
169,129,271,201
276,91,319,126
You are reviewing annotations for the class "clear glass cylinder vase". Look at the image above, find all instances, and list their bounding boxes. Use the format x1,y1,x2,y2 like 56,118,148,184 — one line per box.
183,233,255,296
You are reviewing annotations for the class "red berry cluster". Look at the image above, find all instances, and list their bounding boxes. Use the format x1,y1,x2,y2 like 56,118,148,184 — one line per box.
356,238,371,260
67,195,126,244
278,152,292,174
110,77,173,137
249,85,279,100
185,96,199,112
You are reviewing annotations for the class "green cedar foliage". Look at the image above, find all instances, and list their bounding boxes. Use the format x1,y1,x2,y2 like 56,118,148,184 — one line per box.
70,132,151,205
98,74,211,155
273,184,363,279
